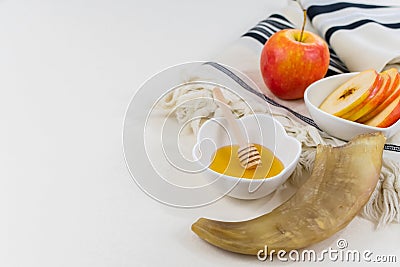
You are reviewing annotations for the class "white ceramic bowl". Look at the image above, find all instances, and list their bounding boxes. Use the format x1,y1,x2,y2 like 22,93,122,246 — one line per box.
305,72,400,141
192,114,301,200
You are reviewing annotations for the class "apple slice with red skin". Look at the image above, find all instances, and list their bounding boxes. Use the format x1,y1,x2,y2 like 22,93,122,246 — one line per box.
365,93,400,128
319,69,379,116
341,73,387,121
380,68,400,101
358,69,400,123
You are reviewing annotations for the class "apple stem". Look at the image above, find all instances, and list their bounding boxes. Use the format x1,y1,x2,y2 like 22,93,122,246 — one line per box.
299,9,307,42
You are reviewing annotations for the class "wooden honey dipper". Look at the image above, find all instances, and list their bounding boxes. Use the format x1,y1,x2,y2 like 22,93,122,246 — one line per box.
212,87,261,169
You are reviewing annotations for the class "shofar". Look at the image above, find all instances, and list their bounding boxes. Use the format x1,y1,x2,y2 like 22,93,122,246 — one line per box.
192,132,385,255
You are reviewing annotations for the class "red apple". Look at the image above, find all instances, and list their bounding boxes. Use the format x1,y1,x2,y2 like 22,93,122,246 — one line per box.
260,29,330,100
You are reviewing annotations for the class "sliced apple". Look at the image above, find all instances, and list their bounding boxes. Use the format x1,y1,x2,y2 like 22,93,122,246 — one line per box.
365,93,400,128
381,68,400,99
358,69,400,123
319,70,379,116
341,73,387,121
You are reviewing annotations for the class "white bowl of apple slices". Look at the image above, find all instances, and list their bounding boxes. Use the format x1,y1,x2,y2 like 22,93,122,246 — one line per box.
304,69,400,141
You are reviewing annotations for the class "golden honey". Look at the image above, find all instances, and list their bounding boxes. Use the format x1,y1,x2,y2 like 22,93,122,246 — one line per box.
209,144,284,179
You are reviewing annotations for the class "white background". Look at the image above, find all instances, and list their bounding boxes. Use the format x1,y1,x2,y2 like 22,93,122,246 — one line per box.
1,1,399,266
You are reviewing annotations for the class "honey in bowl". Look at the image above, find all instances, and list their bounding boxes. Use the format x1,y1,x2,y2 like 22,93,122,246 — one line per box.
209,144,284,179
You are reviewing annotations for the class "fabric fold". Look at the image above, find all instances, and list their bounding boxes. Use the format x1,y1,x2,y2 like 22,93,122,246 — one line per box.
300,0,400,71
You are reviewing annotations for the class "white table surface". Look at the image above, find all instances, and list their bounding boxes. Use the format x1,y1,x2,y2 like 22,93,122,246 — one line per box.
2,1,399,266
